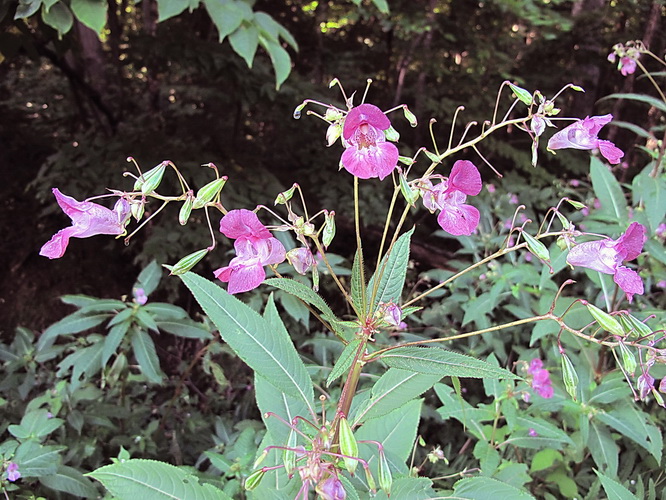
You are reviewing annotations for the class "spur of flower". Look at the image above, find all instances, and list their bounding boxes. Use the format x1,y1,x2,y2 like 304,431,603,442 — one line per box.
340,103,399,180
40,188,131,259
566,222,646,302
547,114,623,164
213,209,286,294
420,160,482,236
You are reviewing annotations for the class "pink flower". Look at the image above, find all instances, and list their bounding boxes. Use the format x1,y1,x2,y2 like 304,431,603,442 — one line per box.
421,160,482,236
566,222,646,302
528,428,538,437
286,246,316,275
381,302,403,327
40,188,131,259
547,114,624,164
341,103,399,180
6,462,20,482
528,358,554,399
316,476,346,500
213,210,286,294
637,372,655,400
619,57,637,76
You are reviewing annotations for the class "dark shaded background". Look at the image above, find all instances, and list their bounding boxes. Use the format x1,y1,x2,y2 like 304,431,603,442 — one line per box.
1,0,663,335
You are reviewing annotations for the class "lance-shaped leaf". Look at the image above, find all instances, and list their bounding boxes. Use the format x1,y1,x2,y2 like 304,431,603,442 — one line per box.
379,347,519,380
367,228,413,312
180,272,314,408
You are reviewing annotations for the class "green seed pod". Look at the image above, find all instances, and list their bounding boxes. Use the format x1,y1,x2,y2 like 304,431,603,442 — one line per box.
275,183,298,205
338,417,358,475
384,125,400,142
617,342,637,375
244,469,265,491
253,450,268,469
179,196,194,226
399,171,419,206
322,211,336,248
378,451,392,496
560,353,579,401
169,249,209,275
193,177,227,209
364,466,377,493
522,231,550,262
135,162,167,195
585,302,624,336
508,83,533,105
403,105,418,127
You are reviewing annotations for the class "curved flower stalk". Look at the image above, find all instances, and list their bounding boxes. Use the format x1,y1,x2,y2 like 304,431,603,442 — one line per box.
40,188,131,259
547,114,624,164
213,209,286,294
566,222,647,302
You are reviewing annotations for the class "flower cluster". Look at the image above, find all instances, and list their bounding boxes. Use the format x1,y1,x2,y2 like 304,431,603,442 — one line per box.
547,114,624,165
213,209,286,294
40,188,131,259
340,103,399,180
608,41,642,76
420,160,483,236
5,462,20,482
528,358,554,399
566,222,646,302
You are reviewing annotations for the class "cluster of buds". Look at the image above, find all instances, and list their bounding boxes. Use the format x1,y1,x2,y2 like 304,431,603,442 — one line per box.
246,413,392,499
608,40,644,76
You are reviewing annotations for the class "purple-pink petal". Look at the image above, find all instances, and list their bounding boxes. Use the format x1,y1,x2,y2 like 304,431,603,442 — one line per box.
613,266,644,302
436,195,480,236
598,140,624,164
448,160,482,196
219,209,271,241
341,140,399,180
343,103,390,139
616,222,646,261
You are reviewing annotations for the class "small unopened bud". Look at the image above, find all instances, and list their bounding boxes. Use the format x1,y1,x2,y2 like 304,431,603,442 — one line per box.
316,476,347,500
338,417,358,475
399,171,419,206
169,249,209,275
253,450,268,469
560,353,579,400
193,177,227,209
521,231,550,263
244,469,265,491
131,199,145,222
618,342,637,375
286,247,316,275
364,466,377,493
325,107,343,121
326,123,342,146
508,83,533,105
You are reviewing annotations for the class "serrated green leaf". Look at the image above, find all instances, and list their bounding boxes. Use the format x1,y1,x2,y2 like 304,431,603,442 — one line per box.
229,22,259,68
88,459,231,499
70,0,106,34
130,329,164,384
40,465,99,498
9,410,64,440
352,368,441,425
37,312,110,350
179,273,314,410
367,228,413,312
326,338,361,387
633,165,666,232
351,248,366,315
594,469,640,500
156,319,213,340
590,156,627,222
103,321,130,367
14,441,65,477
380,347,519,380
588,421,619,477
454,476,536,499
596,406,662,462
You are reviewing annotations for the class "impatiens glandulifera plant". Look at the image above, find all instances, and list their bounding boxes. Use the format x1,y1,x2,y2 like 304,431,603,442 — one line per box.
37,62,665,499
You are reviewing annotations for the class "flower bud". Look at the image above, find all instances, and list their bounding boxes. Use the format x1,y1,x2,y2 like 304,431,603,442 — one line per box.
131,199,145,222
560,353,579,400
179,196,194,225
293,101,307,119
326,123,342,146
253,450,268,469
286,247,316,275
363,466,377,493
325,107,343,121
399,171,419,206
193,177,227,209
508,83,533,105
244,469,265,491
316,476,346,500
169,249,209,275
403,105,418,127
338,417,358,475
521,231,550,263
135,161,167,195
